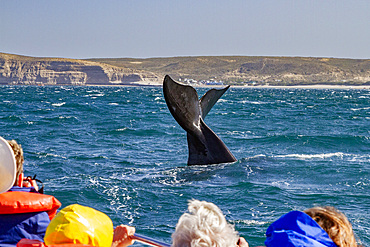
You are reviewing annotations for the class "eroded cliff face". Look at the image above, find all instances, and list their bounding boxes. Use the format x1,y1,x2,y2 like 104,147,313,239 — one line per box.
2,53,370,86
91,56,370,85
0,54,160,85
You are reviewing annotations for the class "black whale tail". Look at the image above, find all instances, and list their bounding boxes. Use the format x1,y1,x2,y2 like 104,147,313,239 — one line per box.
163,75,236,165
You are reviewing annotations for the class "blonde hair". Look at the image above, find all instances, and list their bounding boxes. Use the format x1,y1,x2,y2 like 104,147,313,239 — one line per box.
172,199,239,247
7,140,24,185
304,206,358,247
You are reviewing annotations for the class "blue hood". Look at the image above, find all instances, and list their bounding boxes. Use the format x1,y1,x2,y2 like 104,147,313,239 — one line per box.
265,211,337,247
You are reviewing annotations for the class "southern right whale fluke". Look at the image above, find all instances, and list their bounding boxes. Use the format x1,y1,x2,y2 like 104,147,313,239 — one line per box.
163,75,236,165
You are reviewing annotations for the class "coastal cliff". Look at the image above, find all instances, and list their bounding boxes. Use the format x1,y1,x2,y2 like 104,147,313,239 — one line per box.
91,56,370,86
1,53,370,86
0,53,160,86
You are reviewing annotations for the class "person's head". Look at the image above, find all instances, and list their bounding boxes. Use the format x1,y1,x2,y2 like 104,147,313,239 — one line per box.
0,136,16,193
44,204,114,247
172,199,239,247
6,139,24,186
304,206,358,247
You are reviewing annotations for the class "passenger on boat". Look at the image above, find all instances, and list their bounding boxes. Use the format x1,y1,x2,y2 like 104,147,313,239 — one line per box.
265,206,360,247
172,199,248,247
17,204,136,247
0,137,61,247
304,206,359,247
105,199,249,247
7,139,39,190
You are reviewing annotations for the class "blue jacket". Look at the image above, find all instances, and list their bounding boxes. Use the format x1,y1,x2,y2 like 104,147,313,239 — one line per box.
0,187,50,247
265,211,337,247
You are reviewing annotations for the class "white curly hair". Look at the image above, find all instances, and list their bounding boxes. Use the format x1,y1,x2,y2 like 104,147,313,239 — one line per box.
171,199,239,247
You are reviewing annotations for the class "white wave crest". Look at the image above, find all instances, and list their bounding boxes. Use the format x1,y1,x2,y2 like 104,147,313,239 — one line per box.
274,152,346,160
52,102,66,107
351,107,370,111
116,127,128,131
241,100,269,105
233,219,269,225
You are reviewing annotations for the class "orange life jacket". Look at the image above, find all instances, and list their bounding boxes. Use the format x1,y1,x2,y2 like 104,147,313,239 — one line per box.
17,239,93,247
0,191,61,220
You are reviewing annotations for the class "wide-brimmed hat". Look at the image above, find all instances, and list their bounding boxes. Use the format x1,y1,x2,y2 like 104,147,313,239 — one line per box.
0,136,16,194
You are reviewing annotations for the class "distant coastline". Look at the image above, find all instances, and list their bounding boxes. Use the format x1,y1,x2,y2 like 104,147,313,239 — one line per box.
1,52,369,87
91,81,370,90
246,84,370,89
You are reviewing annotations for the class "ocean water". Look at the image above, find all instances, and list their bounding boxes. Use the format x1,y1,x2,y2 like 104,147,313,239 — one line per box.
0,85,369,246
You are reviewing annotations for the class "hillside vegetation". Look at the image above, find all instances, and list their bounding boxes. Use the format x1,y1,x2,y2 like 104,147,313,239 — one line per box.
89,56,370,86
1,52,369,86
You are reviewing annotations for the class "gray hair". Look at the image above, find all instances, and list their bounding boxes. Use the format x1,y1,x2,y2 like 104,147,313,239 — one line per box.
172,199,239,247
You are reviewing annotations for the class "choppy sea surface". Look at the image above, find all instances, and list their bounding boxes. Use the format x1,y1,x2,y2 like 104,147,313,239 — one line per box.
0,85,369,246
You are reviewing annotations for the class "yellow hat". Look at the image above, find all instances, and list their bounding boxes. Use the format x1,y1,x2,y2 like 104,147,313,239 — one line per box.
0,136,16,194
44,204,113,247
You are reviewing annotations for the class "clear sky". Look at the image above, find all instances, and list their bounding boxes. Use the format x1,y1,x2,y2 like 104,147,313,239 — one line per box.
1,0,369,59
